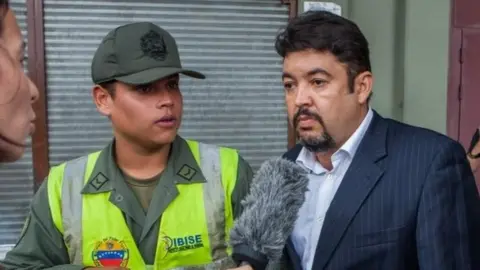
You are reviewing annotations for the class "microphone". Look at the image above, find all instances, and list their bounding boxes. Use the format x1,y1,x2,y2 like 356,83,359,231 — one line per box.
229,157,309,270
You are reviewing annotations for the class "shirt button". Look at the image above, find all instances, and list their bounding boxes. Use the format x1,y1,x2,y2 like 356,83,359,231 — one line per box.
115,194,124,202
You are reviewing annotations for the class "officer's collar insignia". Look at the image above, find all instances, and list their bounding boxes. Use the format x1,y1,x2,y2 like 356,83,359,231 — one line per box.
90,172,109,190
177,164,196,181
92,237,129,267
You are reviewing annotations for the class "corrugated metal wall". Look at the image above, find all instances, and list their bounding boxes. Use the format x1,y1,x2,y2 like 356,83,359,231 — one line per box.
44,0,289,170
0,0,30,254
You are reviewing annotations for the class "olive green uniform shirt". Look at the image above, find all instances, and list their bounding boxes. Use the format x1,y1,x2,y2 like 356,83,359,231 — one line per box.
0,136,253,270
125,173,161,212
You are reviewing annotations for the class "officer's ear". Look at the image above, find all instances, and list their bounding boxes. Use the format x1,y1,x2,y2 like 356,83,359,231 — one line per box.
92,82,115,117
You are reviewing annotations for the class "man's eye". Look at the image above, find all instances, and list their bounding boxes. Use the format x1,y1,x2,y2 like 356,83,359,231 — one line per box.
284,82,294,91
136,85,155,93
312,79,326,86
168,81,179,89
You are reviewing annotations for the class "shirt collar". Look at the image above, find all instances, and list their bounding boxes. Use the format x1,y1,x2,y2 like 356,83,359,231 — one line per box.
81,135,206,194
169,136,207,184
295,107,374,174
339,107,373,157
296,148,326,175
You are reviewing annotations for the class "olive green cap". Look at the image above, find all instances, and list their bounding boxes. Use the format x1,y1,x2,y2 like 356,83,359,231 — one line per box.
91,22,205,85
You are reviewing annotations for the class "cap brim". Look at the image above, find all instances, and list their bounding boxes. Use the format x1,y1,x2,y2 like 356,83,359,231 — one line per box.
115,66,205,85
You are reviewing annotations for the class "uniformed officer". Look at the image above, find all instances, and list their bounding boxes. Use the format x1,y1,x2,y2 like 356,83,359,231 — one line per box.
1,22,253,269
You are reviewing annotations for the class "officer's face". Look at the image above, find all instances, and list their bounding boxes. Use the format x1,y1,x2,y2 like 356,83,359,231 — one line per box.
94,75,183,148
282,50,372,153
0,9,39,162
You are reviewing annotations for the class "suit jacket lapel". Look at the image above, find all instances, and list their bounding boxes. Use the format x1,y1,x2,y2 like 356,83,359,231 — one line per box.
285,237,303,270
312,111,388,269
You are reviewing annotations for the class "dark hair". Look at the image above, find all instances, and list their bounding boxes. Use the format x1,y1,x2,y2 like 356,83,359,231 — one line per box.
99,80,116,98
275,10,371,92
0,0,8,35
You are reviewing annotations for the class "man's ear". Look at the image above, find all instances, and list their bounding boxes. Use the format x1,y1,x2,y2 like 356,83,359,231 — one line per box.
92,84,113,117
353,71,373,104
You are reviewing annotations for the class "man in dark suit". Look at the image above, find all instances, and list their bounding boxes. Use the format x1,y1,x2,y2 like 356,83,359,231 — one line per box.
231,10,480,270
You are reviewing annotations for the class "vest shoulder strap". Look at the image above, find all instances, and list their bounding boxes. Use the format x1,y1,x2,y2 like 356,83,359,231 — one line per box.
61,154,90,264
48,152,100,264
187,140,239,260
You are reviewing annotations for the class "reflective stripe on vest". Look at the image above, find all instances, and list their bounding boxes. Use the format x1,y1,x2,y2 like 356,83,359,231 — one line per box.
47,140,238,269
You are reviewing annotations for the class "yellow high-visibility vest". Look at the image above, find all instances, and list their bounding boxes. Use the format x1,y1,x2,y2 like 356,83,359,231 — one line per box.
47,140,238,269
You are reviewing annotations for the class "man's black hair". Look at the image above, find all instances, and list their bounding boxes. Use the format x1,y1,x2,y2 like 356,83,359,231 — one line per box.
275,10,371,92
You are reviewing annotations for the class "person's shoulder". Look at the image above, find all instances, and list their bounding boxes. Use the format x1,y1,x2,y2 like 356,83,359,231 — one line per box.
51,151,100,169
183,137,236,151
185,137,250,165
384,117,464,154
47,147,104,186
385,117,453,143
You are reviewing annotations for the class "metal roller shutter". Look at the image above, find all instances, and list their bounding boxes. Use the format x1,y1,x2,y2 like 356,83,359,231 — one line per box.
44,0,289,170
0,0,31,258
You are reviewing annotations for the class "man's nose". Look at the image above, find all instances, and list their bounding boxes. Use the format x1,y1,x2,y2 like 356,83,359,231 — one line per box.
27,76,39,103
156,89,174,108
294,86,312,108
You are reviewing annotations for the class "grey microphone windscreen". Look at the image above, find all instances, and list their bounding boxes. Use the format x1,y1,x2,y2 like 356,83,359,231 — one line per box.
230,157,309,265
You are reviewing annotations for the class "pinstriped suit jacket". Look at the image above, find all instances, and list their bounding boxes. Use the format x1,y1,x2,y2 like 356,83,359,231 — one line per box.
282,111,480,270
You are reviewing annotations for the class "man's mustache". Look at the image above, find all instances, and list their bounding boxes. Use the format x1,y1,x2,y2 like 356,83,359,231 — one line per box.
293,107,323,127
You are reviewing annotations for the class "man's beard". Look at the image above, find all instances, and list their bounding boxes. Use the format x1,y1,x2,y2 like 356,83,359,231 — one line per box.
293,107,335,153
